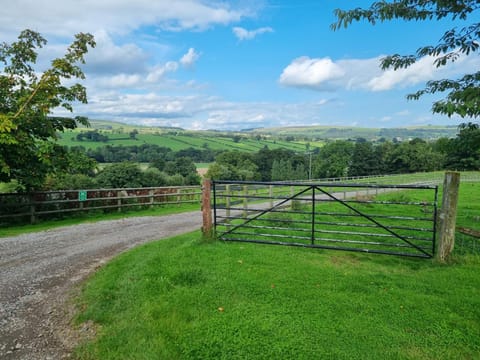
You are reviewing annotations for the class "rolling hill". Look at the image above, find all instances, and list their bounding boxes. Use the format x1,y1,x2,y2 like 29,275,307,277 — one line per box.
56,120,460,153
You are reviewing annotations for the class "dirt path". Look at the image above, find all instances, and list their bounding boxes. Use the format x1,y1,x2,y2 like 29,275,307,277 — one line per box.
0,212,202,359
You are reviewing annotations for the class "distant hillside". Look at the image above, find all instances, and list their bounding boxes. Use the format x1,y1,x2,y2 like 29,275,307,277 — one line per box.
244,125,459,141
57,120,311,152
57,119,460,153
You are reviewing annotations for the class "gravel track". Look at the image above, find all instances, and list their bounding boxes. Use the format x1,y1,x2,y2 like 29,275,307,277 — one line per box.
0,212,202,359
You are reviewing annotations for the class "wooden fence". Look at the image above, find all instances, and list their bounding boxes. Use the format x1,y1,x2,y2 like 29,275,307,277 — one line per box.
0,186,202,225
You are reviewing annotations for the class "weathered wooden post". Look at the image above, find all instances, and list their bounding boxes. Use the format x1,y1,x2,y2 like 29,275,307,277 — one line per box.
202,179,213,239
117,190,122,212
225,184,231,227
29,193,36,224
149,189,154,208
436,171,460,262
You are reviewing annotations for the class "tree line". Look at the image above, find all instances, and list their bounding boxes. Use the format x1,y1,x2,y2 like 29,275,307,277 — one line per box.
41,148,202,190
82,144,216,163
206,123,480,181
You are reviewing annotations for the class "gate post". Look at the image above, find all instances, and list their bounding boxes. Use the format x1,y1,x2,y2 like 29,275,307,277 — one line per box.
436,172,460,262
202,179,213,239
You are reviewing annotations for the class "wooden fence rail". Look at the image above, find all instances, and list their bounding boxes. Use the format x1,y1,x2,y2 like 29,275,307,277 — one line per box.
0,186,202,224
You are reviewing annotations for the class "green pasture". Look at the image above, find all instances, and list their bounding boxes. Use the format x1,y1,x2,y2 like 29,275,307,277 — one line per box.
73,181,480,359
57,130,316,153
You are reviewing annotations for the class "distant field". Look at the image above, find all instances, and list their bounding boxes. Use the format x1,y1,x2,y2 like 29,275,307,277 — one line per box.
55,119,461,155
249,125,459,140
57,130,314,153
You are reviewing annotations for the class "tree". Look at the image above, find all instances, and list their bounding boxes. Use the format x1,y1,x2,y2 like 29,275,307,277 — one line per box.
444,122,480,170
332,1,480,119
0,29,95,190
96,162,144,188
164,156,197,177
348,141,383,176
384,140,443,173
312,141,354,178
129,129,138,140
205,163,240,180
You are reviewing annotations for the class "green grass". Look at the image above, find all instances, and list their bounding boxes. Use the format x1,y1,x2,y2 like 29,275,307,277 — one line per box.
73,182,480,359
74,233,480,360
0,203,199,238
57,129,318,153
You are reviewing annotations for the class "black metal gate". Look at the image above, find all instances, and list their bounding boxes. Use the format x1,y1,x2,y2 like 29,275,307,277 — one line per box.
213,180,438,258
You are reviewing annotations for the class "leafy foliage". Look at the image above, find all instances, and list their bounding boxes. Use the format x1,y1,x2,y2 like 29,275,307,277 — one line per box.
332,0,480,118
444,122,480,170
0,30,95,190
312,141,354,178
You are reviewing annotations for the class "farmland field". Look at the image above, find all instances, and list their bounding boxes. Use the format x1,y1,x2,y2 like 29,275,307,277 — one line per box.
57,130,313,152
56,119,459,153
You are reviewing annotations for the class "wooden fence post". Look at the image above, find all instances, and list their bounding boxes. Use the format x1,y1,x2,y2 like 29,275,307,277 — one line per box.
117,190,122,212
29,194,36,224
225,184,231,227
202,179,213,238
149,189,154,208
436,171,460,262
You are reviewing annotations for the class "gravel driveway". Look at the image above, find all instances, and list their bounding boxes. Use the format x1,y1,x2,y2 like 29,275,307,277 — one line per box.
0,211,202,359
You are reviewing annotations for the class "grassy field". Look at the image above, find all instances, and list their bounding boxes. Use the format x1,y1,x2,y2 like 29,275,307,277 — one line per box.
55,119,460,154
72,182,480,359
57,130,311,153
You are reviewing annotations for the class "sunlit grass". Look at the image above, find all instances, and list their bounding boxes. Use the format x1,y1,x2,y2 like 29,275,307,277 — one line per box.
74,232,480,359
73,182,480,359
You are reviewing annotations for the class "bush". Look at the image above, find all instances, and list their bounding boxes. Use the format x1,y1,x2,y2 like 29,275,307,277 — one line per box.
142,168,168,187
184,173,201,185
166,174,185,186
43,173,98,190
96,162,144,188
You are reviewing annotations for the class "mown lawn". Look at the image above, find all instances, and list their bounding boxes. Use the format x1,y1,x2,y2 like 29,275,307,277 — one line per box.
74,179,480,360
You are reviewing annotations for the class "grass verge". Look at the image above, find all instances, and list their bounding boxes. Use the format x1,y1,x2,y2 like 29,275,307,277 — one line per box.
73,232,480,359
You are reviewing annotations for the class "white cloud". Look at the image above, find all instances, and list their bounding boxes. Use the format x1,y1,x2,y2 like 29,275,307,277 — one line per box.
367,56,437,91
146,61,179,83
180,48,200,68
280,53,480,93
232,26,273,41
84,30,148,75
97,74,143,88
67,88,335,130
279,57,345,90
0,0,251,39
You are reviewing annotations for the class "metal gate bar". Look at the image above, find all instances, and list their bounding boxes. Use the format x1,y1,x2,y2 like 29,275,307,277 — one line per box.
213,180,438,258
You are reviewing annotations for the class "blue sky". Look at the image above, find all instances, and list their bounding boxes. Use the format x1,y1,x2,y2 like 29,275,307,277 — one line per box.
1,0,478,130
